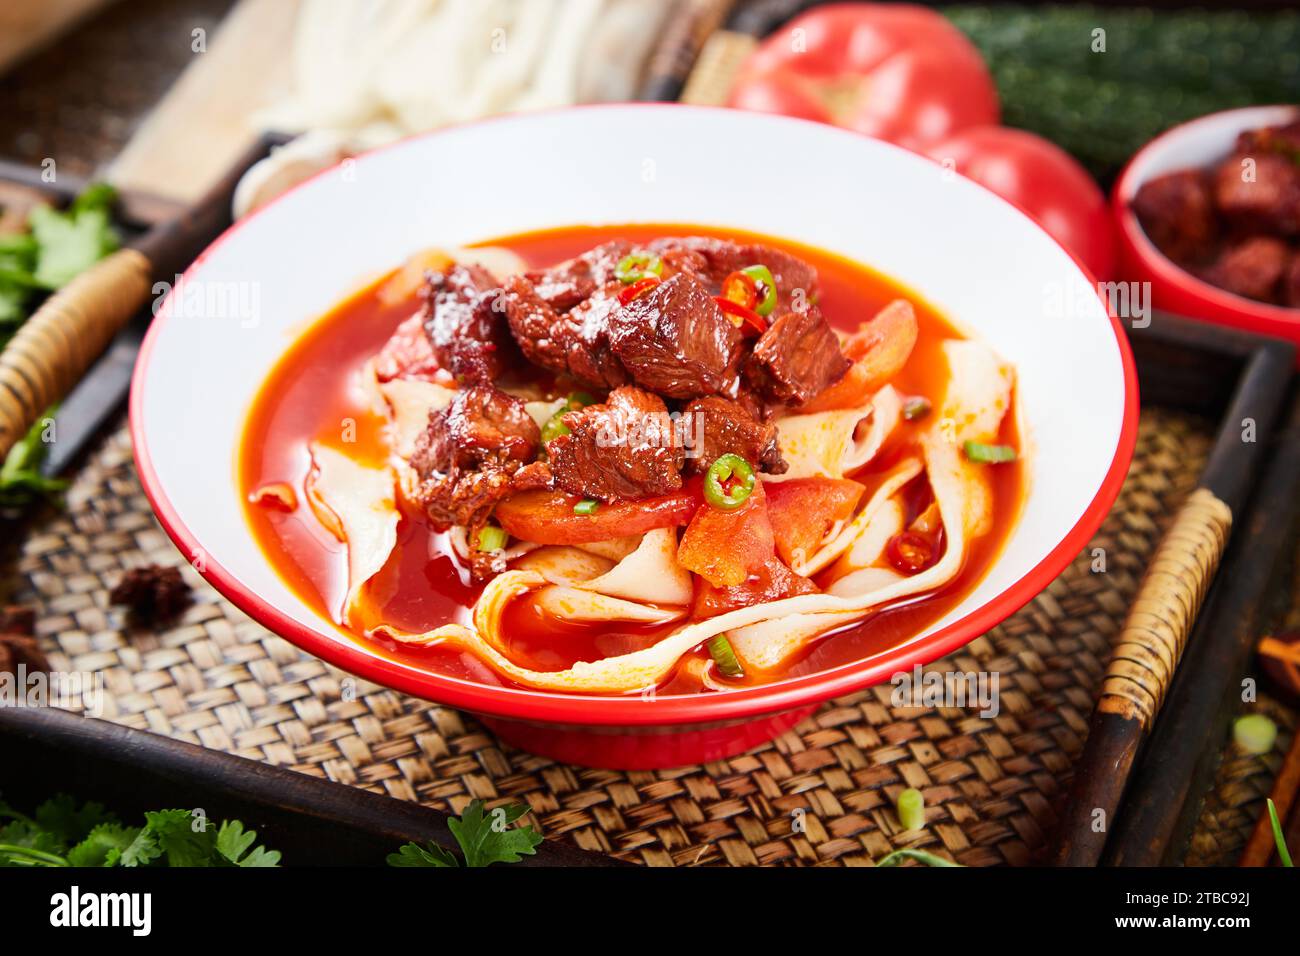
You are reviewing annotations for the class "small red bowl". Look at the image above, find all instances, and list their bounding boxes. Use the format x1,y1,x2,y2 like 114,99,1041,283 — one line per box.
1113,104,1300,359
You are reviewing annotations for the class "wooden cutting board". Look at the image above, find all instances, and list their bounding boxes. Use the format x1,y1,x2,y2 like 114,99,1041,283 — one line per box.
106,0,299,204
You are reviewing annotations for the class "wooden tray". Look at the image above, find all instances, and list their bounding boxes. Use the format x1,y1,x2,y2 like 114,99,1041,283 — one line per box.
2,2,1298,866
0,705,622,867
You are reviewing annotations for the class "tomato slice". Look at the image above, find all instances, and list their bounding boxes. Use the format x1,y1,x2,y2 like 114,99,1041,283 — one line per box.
677,480,775,588
799,299,917,413
693,555,818,619
765,477,865,568
495,487,698,546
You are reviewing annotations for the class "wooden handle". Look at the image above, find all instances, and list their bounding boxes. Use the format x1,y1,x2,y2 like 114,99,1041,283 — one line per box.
0,247,152,459
1098,488,1233,729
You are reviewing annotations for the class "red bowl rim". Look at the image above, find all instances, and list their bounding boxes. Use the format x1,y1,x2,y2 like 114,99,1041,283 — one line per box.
129,103,1139,728
1112,103,1300,330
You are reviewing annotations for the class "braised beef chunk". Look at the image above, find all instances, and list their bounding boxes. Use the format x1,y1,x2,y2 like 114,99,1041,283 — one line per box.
563,282,631,389
547,387,685,502
650,236,819,310
1200,236,1291,304
683,396,786,475
608,273,742,399
1213,152,1300,237
523,240,634,311
502,276,628,389
1133,170,1219,266
409,385,539,534
1234,121,1300,161
744,309,851,406
420,264,518,384
502,275,571,377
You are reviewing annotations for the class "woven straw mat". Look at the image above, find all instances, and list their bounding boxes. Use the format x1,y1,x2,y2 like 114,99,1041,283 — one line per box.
4,408,1288,866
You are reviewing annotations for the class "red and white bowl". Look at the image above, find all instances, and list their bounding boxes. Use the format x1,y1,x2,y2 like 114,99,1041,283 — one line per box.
131,105,1137,769
1114,104,1300,355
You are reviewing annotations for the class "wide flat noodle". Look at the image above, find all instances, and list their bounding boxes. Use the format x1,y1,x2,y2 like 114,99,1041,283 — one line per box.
573,528,692,605
305,442,399,628
768,386,900,481
788,457,922,577
379,376,456,458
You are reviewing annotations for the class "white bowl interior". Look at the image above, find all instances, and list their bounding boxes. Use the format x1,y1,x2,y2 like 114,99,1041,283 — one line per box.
138,106,1128,687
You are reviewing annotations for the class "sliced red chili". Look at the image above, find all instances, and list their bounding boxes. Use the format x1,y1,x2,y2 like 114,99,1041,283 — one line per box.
886,531,936,575
714,296,768,335
618,276,660,305
720,270,761,311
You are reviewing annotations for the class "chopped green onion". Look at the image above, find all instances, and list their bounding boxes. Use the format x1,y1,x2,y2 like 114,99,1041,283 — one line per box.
741,264,778,317
902,396,932,421
963,441,1017,464
614,252,663,284
706,633,744,678
1233,714,1277,755
477,525,507,552
895,787,926,831
703,453,755,511
1267,799,1293,867
541,413,570,444
874,848,961,868
573,499,599,516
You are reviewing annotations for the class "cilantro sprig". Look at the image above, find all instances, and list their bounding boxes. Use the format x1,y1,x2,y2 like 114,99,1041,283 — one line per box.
0,411,67,509
0,182,119,344
0,794,280,868
0,182,119,510
388,799,543,868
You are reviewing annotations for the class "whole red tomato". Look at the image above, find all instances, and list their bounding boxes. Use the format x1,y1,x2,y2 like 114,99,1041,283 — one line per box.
726,3,998,150
927,126,1116,280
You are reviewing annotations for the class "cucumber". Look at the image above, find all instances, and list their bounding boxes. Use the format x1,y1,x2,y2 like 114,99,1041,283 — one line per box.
942,5,1300,182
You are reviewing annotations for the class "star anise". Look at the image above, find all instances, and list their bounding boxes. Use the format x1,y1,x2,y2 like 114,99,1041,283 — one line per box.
0,604,48,675
110,565,191,624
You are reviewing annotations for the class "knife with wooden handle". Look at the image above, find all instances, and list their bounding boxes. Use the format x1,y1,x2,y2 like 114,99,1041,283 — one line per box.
0,136,273,463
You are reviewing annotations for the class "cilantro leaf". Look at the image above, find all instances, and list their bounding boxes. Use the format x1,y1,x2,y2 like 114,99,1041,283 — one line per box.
67,823,140,867
215,819,280,867
874,848,963,867
0,819,68,867
142,809,219,867
387,840,460,867
28,184,119,290
446,800,543,867
0,409,68,509
34,793,115,847
117,826,163,868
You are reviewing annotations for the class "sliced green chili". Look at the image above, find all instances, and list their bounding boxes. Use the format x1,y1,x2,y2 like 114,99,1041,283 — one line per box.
614,252,663,284
902,396,932,421
541,413,570,444
963,441,1017,464
707,633,744,678
741,264,777,317
1234,714,1278,755
566,390,596,410
895,787,926,830
477,525,507,552
703,453,755,511
573,499,599,516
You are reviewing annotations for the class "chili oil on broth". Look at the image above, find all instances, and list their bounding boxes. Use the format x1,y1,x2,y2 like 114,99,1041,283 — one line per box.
239,224,1025,694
